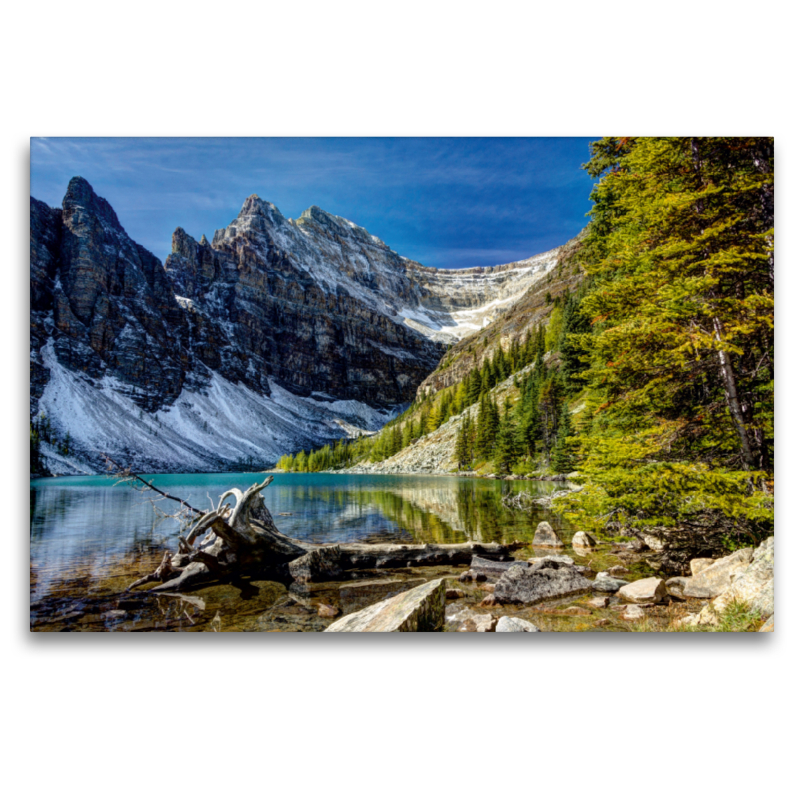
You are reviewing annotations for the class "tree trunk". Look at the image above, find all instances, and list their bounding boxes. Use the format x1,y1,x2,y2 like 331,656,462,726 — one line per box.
712,317,756,469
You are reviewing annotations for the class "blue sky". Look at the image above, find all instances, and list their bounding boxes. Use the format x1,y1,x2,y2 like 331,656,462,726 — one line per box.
30,137,597,269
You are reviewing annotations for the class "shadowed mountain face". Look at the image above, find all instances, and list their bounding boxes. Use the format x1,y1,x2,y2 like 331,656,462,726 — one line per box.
30,178,562,475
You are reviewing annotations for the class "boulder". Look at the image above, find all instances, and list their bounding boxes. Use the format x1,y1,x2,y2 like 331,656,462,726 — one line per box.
572,531,597,549
682,548,754,599
588,596,609,609
666,576,689,599
532,521,564,548
446,588,466,600
690,558,716,576
325,579,446,632
479,594,500,607
617,577,668,604
496,616,540,632
607,565,629,576
339,577,426,614
591,573,630,593
288,545,344,583
494,562,592,605
707,538,774,617
317,603,340,618
622,605,645,621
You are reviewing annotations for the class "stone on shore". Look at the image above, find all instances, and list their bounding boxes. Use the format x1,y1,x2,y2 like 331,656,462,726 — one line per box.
572,531,597,549
690,558,716,576
707,538,774,617
528,554,574,567
622,605,645,621
666,576,689,599
588,596,609,609
532,521,564,548
496,616,540,632
592,573,630,593
288,545,343,584
682,548,754,599
325,579,445,632
494,561,592,605
470,556,528,577
617,577,667,604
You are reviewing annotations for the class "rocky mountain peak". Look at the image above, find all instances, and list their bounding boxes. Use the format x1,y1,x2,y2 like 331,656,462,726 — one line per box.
171,226,199,260
62,176,123,232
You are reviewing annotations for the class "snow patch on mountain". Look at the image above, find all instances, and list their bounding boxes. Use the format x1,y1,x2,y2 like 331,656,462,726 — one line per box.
36,341,395,476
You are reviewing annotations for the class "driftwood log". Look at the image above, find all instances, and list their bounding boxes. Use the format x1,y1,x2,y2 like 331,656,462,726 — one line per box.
125,474,523,593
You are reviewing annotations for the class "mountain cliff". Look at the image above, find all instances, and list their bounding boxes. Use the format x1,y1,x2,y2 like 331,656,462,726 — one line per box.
30,178,562,475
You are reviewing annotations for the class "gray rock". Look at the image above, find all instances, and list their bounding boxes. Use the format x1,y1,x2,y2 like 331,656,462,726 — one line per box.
288,545,343,583
470,556,528,577
591,573,630,593
496,616,540,632
572,531,597,549
617,577,668,604
528,554,574,567
325,579,446,632
666,576,689,599
532,521,564,548
494,562,592,605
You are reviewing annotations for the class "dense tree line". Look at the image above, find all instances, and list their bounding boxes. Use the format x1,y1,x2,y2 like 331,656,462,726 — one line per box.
555,136,773,544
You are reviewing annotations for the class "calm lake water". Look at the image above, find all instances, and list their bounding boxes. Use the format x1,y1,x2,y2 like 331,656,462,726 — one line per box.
30,472,582,631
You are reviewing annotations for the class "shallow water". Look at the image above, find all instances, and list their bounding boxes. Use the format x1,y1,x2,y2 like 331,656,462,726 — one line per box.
30,472,646,632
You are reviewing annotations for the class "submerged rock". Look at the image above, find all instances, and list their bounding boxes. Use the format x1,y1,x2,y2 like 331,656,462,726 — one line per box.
496,616,540,632
494,562,592,605
325,579,446,632
470,556,527,577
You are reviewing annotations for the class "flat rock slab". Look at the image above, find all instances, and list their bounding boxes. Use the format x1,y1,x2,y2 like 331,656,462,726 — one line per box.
496,616,540,632
494,562,592,605
339,577,426,614
617,577,667,604
325,579,445,632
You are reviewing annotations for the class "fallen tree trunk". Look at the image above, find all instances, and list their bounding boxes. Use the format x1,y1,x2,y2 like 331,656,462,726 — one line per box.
122,470,525,593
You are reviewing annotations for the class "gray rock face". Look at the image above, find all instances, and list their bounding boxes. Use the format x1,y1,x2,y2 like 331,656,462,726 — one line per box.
31,181,563,474
496,616,540,632
617,577,667,604
325,579,446,632
532,521,564,548
494,562,592,605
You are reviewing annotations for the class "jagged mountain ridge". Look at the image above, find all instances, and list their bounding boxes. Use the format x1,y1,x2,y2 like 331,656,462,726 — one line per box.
30,177,563,475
